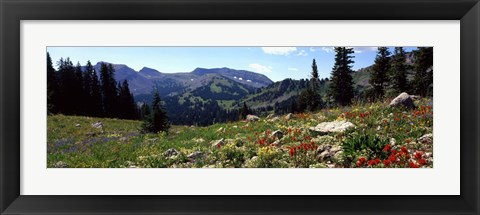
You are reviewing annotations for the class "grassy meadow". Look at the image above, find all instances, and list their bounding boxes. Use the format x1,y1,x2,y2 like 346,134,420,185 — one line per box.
48,98,433,168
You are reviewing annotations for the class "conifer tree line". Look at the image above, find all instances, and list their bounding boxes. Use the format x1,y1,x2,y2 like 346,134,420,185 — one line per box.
271,46,433,115
47,52,138,120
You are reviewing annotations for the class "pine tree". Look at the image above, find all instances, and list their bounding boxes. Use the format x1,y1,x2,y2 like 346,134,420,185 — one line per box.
90,65,103,117
141,89,170,133
57,57,77,114
140,103,150,120
118,80,137,119
412,47,433,96
369,47,391,99
100,63,118,117
74,62,85,114
307,59,323,111
389,47,408,94
82,61,94,115
47,52,59,114
329,47,355,106
239,102,252,120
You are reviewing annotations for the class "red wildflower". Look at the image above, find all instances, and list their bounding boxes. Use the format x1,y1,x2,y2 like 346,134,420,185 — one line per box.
388,154,397,163
409,161,419,168
418,158,427,166
383,144,392,152
414,151,423,159
292,136,296,141
357,157,366,167
401,146,408,154
406,139,411,143
383,160,391,167
217,144,221,149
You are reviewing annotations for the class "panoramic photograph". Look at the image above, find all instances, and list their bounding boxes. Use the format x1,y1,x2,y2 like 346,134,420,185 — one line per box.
47,46,433,168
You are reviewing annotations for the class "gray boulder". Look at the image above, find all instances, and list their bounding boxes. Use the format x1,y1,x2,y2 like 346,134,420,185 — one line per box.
272,130,284,139
164,148,179,157
389,92,416,109
53,161,68,168
246,114,260,122
418,133,433,145
91,121,104,129
309,120,355,135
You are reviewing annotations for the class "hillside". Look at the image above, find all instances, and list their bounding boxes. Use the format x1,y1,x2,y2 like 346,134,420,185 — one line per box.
86,63,273,96
48,97,433,168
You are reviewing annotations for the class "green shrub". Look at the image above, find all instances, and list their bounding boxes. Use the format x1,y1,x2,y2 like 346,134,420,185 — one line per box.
342,133,389,162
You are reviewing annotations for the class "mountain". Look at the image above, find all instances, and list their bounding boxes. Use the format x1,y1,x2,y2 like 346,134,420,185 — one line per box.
192,67,273,88
87,63,273,97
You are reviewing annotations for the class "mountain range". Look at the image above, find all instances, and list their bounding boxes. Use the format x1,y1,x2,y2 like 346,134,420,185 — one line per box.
86,51,419,125
89,62,273,97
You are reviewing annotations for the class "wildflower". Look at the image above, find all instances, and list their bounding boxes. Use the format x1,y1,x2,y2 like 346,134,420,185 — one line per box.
406,139,411,143
388,154,397,163
383,160,391,167
418,158,427,166
401,146,408,154
414,151,423,159
368,160,377,166
409,161,419,168
383,144,392,152
357,157,366,167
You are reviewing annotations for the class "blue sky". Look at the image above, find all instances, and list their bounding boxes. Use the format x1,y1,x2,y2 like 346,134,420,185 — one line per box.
47,46,418,82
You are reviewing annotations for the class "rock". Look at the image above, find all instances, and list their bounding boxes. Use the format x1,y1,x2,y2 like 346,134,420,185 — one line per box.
389,92,416,109
211,138,225,148
91,121,103,129
119,137,128,142
75,124,81,127
268,117,280,122
192,138,205,143
316,144,343,162
418,133,433,144
164,148,179,157
53,161,68,168
284,113,294,120
390,138,396,146
246,114,260,122
410,95,421,100
317,150,331,160
271,130,284,139
188,151,203,160
266,114,275,119
309,120,355,135
272,139,283,146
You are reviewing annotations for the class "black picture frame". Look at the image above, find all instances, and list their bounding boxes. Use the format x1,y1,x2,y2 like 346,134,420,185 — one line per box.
1,0,479,214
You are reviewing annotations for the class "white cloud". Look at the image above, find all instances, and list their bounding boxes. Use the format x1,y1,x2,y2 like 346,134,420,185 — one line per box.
238,77,243,80
288,67,299,71
261,47,297,56
348,47,378,54
249,63,273,73
310,47,316,52
247,80,252,82
297,50,308,56
320,47,378,54
321,47,334,53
